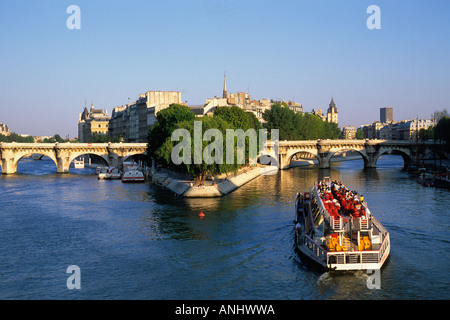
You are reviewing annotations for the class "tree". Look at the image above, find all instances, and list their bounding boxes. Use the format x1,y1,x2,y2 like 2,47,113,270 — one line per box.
263,103,341,140
155,116,241,184
322,121,342,139
147,104,196,163
0,133,34,143
214,106,261,131
91,133,110,143
430,109,450,151
432,109,449,122
435,116,450,142
355,128,365,140
262,103,301,140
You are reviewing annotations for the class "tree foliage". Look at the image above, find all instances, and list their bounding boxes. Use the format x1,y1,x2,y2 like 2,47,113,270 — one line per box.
355,128,364,140
434,116,450,150
172,116,241,180
0,133,34,143
147,103,345,180
147,104,262,181
214,106,261,131
262,103,341,140
423,109,449,151
147,104,196,161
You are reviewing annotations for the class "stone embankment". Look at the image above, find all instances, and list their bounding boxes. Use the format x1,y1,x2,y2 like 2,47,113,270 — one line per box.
150,165,278,197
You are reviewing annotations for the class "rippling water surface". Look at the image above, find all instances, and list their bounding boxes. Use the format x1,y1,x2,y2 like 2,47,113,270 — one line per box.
0,156,449,299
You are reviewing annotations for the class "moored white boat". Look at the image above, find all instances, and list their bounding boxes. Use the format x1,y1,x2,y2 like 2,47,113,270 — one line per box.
294,178,390,271
96,166,108,175
74,159,84,169
98,167,122,180
121,169,145,183
97,167,109,180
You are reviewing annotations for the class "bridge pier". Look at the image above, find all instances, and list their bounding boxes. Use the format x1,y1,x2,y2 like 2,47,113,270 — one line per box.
317,153,331,169
279,154,290,170
55,145,71,173
56,156,71,173
1,150,17,174
108,155,123,169
317,140,331,169
364,141,379,168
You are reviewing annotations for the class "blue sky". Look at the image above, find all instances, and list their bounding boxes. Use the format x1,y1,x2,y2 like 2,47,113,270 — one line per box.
0,0,449,138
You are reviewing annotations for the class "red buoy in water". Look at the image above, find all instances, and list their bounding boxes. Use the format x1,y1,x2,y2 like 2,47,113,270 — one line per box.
198,211,205,217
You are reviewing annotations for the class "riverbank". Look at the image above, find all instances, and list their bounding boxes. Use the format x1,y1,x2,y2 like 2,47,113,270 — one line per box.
150,165,278,197
150,153,364,197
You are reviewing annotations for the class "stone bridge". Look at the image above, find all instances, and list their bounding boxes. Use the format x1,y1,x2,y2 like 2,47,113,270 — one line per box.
1,140,446,174
264,139,445,170
0,143,147,174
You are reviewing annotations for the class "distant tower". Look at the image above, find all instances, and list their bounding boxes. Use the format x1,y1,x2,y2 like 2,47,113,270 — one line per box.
327,97,338,124
380,107,393,123
223,72,228,99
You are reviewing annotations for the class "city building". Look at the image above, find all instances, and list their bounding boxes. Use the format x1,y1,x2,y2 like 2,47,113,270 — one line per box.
109,106,128,142
326,98,338,124
380,107,393,123
286,100,303,113
393,118,436,140
361,121,385,140
0,123,10,136
311,98,338,124
108,91,182,143
311,108,327,121
361,118,436,140
341,126,356,139
203,97,228,115
78,105,111,142
227,92,252,109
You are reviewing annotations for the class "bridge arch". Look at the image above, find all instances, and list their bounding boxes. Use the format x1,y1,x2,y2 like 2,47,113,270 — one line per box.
2,150,59,175
323,149,366,167
287,150,320,167
256,153,279,167
67,152,111,169
368,146,413,168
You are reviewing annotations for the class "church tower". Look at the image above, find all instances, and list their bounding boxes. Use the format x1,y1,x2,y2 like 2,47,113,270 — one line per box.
326,97,338,124
223,72,228,99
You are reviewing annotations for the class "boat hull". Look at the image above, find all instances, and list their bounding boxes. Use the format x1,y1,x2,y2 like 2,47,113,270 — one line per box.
295,233,390,271
121,177,145,183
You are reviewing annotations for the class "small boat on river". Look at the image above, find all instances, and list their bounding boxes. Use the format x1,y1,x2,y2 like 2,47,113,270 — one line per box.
98,167,122,180
294,178,390,271
121,169,145,183
74,159,85,169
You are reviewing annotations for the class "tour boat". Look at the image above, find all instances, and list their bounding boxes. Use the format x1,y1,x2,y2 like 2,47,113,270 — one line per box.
294,178,390,271
74,159,84,169
121,169,145,183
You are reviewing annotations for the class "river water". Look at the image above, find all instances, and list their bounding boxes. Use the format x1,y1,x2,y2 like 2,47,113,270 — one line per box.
0,155,449,300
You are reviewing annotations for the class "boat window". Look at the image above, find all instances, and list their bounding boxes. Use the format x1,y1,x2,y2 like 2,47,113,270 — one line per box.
310,197,323,228
313,210,324,228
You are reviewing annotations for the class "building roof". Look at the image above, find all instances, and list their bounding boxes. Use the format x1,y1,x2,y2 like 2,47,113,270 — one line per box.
188,105,205,116
328,97,337,112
